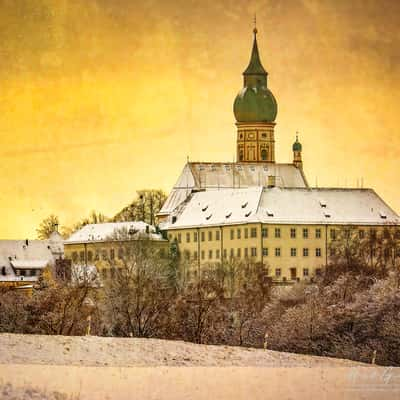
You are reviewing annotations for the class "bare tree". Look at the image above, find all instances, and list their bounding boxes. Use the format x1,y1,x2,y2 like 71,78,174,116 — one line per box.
113,189,167,226
36,214,59,239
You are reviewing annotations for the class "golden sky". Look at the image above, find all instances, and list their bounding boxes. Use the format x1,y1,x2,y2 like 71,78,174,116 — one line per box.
1,0,399,238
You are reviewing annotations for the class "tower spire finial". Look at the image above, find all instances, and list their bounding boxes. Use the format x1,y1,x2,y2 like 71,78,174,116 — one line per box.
253,13,257,35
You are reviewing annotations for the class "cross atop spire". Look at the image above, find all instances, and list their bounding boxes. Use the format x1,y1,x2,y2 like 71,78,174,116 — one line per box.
253,13,257,34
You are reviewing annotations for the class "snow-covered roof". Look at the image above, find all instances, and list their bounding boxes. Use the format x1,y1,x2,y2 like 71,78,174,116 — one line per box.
158,162,308,216
65,221,165,244
11,260,49,269
163,187,400,229
0,239,62,283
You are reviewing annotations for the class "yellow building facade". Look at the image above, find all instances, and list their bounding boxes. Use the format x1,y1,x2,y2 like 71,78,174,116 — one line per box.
168,223,400,282
64,222,168,280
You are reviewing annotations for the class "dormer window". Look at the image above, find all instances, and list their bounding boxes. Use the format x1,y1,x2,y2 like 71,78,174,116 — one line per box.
241,201,248,209
202,205,208,212
225,212,232,219
319,200,327,208
206,214,212,220
266,209,274,217
245,211,252,217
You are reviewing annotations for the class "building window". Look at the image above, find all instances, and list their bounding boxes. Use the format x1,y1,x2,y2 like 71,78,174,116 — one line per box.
262,228,268,238
216,249,220,259
208,250,213,259
315,228,321,239
193,251,198,259
184,250,190,260
303,228,309,239
95,251,100,261
315,268,322,276
177,233,182,243
230,248,234,259
230,229,234,240
290,268,297,279
208,231,213,241
316,248,322,257
194,232,198,242
251,247,257,257
303,248,309,257
237,248,241,258
303,268,309,277
215,230,220,241
395,230,400,239
290,248,297,257
110,248,115,260
102,250,107,260
186,233,190,243
330,229,336,240
330,247,335,257
72,252,78,262
168,234,173,241
250,227,257,238
275,268,281,277
244,248,248,258
201,232,205,242
80,251,85,262
290,228,296,238
244,228,248,239
262,247,268,256
88,251,93,262
237,229,241,239
370,229,377,239
275,247,281,257
201,251,205,260
223,249,227,259
383,229,390,239
275,228,281,238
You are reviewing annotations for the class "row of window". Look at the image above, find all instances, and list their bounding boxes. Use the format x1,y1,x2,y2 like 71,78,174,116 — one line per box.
186,247,323,260
15,269,40,277
173,228,400,244
330,228,400,240
70,248,165,263
173,227,324,244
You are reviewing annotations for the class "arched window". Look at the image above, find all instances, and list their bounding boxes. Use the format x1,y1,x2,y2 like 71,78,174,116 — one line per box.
88,251,93,262
261,149,268,160
239,150,244,161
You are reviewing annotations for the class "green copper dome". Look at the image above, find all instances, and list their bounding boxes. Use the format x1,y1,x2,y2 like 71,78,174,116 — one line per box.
292,135,302,151
233,28,278,123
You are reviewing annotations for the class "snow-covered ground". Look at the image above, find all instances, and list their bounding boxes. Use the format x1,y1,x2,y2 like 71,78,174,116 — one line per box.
0,333,364,367
0,334,398,399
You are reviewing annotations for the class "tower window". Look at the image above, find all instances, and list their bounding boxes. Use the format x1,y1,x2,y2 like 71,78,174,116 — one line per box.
261,149,268,160
239,150,244,161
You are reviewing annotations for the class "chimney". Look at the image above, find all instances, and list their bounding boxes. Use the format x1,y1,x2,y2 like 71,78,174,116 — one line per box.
25,239,29,246
267,175,276,188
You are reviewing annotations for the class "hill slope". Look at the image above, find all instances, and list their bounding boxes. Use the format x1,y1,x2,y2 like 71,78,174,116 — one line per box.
0,333,363,367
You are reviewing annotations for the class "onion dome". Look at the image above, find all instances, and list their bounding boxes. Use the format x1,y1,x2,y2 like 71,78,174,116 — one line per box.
292,134,302,151
233,28,278,123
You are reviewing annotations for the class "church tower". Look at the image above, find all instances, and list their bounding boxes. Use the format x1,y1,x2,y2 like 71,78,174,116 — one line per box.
233,26,278,163
292,134,303,169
